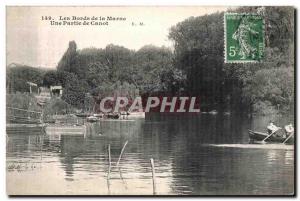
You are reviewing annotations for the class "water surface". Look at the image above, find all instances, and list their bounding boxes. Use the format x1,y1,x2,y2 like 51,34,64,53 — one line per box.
7,113,294,195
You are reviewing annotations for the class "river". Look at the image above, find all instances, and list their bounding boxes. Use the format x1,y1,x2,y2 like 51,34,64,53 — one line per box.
6,113,294,195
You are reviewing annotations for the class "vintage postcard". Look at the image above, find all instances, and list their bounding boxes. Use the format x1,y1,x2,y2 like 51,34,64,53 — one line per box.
6,6,295,196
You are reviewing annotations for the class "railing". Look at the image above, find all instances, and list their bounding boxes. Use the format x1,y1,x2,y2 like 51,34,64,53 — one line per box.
7,107,42,114
6,107,43,124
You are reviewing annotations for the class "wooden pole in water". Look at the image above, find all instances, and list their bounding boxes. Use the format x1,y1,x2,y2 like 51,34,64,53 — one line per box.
116,140,128,168
107,144,111,180
150,158,156,195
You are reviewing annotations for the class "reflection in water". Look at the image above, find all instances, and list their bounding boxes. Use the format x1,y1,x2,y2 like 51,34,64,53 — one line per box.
7,113,294,195
60,135,86,181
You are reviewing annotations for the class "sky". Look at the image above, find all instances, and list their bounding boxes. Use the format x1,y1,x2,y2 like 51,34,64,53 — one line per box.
7,6,229,68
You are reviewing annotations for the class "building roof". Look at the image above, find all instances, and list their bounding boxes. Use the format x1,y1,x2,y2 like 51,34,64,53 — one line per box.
50,86,63,90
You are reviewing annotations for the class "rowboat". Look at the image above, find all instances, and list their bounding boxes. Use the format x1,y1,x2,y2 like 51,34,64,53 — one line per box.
248,130,294,144
127,112,145,119
45,125,86,135
93,113,104,118
75,113,90,118
6,123,45,135
107,113,120,119
86,116,99,122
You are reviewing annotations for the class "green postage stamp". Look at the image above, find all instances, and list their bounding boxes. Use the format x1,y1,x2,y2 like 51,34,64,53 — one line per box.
224,13,265,63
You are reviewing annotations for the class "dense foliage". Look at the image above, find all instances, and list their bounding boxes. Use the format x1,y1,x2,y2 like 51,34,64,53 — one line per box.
169,6,294,114
46,41,180,108
43,97,74,117
6,64,47,93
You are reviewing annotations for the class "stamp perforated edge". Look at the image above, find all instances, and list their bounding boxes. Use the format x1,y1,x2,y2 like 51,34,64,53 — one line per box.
224,12,265,64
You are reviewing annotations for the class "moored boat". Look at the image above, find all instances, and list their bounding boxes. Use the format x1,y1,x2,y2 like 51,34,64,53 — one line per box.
45,124,86,135
75,113,90,118
248,130,294,144
6,123,46,135
208,110,218,115
128,112,145,119
106,113,120,119
86,116,99,122
93,113,104,118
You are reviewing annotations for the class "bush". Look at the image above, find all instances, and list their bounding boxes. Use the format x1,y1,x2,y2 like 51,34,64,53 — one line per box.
253,101,277,115
43,97,74,118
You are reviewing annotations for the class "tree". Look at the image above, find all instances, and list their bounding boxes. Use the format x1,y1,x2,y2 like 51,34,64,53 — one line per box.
61,75,90,108
169,13,227,111
7,64,46,93
104,44,135,83
168,7,294,114
86,62,110,88
57,41,78,73
227,7,294,114
133,45,179,94
43,70,58,87
43,70,78,88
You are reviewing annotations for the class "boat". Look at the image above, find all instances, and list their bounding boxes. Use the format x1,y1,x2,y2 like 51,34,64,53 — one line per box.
208,110,218,115
106,113,120,119
45,124,86,135
75,113,90,118
86,116,99,122
93,113,104,118
44,119,56,123
223,111,231,116
127,112,145,119
248,130,294,144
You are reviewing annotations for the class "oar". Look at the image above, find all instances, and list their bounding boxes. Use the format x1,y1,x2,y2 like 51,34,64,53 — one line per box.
282,133,294,144
261,128,281,143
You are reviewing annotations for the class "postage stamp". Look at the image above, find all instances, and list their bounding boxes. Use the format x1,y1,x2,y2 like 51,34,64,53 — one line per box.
224,13,265,63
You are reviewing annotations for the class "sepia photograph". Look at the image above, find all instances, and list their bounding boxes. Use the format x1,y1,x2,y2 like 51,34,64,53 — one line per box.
6,6,295,196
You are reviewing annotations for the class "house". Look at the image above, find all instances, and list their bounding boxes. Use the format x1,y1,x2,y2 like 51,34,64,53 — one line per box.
50,86,63,97
27,81,38,94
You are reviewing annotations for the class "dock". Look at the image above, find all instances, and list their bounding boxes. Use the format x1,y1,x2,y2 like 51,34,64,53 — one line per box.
45,125,87,135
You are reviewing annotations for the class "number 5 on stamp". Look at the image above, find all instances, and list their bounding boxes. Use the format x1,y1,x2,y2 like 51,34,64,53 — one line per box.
224,13,265,63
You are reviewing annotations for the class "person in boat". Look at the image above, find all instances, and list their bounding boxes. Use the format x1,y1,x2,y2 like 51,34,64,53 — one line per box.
267,122,281,135
284,123,294,137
